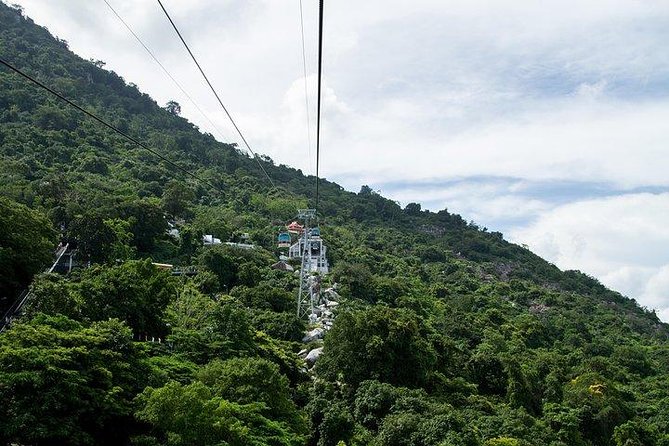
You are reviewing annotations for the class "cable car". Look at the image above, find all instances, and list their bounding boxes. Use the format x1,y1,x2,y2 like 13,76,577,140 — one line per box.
277,232,291,248
286,221,304,233
310,227,321,237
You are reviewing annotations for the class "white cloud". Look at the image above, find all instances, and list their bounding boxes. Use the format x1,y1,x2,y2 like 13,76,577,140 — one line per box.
9,0,669,187
379,180,552,228
510,193,669,321
575,80,608,99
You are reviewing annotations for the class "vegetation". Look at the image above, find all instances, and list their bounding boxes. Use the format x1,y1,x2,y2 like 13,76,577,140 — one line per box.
0,3,667,445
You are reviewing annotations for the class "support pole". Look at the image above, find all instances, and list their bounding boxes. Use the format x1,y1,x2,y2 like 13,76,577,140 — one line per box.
296,209,317,318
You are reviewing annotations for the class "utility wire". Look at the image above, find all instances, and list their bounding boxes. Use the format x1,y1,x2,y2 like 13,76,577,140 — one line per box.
315,0,324,211
298,0,313,175
102,0,233,144
0,57,218,190
156,0,275,189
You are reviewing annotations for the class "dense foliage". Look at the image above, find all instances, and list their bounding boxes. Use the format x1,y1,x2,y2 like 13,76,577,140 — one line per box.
0,3,667,445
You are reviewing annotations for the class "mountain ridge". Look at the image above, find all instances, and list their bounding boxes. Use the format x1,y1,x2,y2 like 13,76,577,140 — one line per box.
1,2,668,445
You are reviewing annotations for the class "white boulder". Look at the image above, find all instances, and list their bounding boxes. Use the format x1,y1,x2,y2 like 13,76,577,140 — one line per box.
302,327,325,343
305,347,323,365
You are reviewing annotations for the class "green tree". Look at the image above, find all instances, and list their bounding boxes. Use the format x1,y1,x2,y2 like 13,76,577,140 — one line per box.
67,212,116,263
75,260,176,335
161,180,194,218
164,100,181,116
612,420,660,446
135,381,302,446
0,315,149,445
105,218,137,261
0,197,56,310
197,357,306,433
353,380,422,431
331,262,377,302
232,283,295,312
24,272,80,318
317,307,437,387
563,373,632,445
118,199,167,252
251,310,306,342
167,295,256,364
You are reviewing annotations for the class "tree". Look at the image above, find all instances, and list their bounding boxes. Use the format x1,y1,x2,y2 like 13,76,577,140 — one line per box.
166,284,217,332
353,380,420,431
24,272,79,319
232,283,295,312
167,295,256,364
75,260,176,336
135,381,303,446
164,100,181,115
67,212,116,263
197,357,306,433
359,185,373,195
197,245,272,292
404,202,422,216
161,181,195,218
0,197,56,311
198,246,239,292
563,373,632,445
104,218,137,261
317,307,437,387
613,420,661,446
331,262,377,302
251,310,306,342
0,315,149,445
118,199,167,252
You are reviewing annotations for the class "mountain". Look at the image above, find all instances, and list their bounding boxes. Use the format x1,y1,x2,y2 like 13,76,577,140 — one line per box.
0,3,668,445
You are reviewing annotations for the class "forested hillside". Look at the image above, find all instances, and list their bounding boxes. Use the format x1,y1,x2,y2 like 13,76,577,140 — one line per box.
1,3,668,445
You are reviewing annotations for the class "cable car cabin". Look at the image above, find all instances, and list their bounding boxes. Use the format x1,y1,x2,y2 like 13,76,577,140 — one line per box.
310,227,321,237
277,232,291,248
286,221,304,233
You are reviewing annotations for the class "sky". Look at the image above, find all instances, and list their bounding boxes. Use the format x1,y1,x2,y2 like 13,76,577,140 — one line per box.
8,0,669,321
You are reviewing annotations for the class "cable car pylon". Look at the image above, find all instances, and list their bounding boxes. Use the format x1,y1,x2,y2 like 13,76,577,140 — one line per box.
287,209,329,319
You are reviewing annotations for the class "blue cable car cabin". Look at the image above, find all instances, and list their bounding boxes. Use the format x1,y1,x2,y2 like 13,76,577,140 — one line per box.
277,232,291,248
310,227,321,237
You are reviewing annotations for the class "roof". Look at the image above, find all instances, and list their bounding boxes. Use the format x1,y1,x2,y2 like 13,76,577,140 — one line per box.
271,261,294,272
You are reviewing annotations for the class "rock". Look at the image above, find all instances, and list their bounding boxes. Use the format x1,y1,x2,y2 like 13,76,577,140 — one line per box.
298,349,308,357
302,327,325,343
305,347,323,365
323,288,341,300
326,300,339,307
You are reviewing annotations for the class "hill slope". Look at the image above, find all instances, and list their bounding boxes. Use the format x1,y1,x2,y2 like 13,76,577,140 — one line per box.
1,3,668,445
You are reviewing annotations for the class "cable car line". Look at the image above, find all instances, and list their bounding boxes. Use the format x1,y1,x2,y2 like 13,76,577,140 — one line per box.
315,0,324,212
0,57,218,190
298,0,313,175
156,0,276,189
101,0,233,144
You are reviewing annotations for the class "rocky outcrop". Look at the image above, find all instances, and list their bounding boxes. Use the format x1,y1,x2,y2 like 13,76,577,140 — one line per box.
298,285,341,369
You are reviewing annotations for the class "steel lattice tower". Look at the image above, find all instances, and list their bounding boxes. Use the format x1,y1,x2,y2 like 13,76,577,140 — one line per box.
296,209,317,318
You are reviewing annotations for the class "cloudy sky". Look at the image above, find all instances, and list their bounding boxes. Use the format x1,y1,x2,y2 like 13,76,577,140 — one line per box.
10,0,669,320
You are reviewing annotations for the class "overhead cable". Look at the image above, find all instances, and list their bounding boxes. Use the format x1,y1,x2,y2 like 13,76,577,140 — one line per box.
156,0,276,189
298,0,313,174
315,0,324,211
102,0,233,143
0,57,218,190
